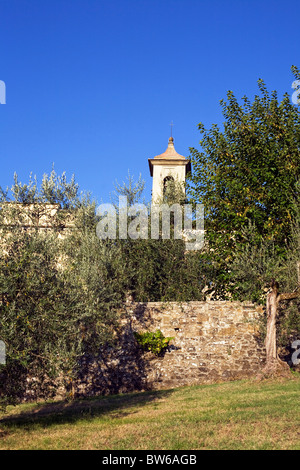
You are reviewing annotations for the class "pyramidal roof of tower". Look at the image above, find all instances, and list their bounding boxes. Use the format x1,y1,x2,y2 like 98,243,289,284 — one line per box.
153,136,186,160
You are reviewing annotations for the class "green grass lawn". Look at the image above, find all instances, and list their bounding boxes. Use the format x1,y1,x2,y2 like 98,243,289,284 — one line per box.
0,376,300,450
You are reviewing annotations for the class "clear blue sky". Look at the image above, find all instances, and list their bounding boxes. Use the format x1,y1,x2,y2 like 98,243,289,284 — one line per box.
0,0,298,204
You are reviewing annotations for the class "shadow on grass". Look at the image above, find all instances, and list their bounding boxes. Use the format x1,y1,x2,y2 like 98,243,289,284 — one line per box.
0,388,174,432
0,307,177,437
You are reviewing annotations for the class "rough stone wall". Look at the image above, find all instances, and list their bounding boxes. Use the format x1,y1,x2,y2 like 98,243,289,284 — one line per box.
76,301,266,397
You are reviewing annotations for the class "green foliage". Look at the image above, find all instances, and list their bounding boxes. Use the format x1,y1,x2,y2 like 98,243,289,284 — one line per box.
229,192,300,349
109,172,207,302
111,170,146,207
1,167,80,208
187,66,300,242
0,171,126,408
133,329,174,355
229,222,287,303
0,226,126,406
118,236,207,302
186,66,300,297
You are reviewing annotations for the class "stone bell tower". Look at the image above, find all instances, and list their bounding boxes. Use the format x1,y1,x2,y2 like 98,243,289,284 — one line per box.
148,136,191,203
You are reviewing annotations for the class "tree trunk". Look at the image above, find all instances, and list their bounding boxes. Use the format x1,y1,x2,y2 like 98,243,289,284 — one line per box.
265,286,278,365
260,279,300,377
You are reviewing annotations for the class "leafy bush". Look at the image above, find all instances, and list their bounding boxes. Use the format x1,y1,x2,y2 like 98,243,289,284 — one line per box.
133,330,174,355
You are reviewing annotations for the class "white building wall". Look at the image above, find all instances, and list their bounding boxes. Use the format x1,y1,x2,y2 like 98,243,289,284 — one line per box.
151,164,186,203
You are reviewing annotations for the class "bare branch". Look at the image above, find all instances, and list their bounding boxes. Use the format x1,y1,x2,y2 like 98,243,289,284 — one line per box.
278,287,300,302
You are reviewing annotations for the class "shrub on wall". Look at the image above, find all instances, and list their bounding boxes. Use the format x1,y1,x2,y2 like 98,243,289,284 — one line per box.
133,330,174,356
